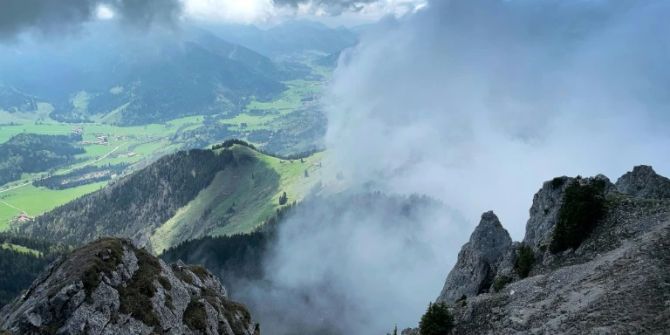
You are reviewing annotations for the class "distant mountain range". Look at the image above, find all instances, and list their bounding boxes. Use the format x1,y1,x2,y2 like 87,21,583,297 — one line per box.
203,20,358,58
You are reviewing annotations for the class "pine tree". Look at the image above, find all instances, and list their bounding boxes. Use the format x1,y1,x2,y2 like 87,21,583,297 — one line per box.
278,192,288,205
419,302,454,335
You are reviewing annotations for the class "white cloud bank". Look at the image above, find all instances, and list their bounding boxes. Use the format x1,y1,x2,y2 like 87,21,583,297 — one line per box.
325,0,670,238
182,0,426,25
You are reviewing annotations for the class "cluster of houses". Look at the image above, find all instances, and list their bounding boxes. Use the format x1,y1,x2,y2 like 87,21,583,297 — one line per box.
15,212,33,223
72,127,111,145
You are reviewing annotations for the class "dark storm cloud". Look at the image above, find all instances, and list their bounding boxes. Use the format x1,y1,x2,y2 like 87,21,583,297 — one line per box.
0,0,182,39
112,0,182,26
272,0,379,14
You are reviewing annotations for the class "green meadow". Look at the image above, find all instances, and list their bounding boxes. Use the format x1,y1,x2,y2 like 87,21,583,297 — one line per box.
0,182,106,231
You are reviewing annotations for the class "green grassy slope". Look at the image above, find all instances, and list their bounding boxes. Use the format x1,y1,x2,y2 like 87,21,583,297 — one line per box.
0,182,106,232
151,145,324,253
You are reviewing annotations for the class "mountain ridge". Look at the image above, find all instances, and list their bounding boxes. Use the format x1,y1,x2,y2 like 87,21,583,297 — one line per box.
17,142,324,253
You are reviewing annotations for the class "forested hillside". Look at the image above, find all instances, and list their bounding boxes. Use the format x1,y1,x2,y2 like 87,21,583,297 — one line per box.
0,233,64,308
0,134,84,185
23,148,237,246
161,203,295,286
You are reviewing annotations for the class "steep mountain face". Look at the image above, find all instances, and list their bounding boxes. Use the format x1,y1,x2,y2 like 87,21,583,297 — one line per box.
615,165,670,199
0,238,258,335
432,166,670,334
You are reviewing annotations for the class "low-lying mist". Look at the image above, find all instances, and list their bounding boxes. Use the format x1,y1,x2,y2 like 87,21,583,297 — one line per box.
233,193,468,334
229,0,670,333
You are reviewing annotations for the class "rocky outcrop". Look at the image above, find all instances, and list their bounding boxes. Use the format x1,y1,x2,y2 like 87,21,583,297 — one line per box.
433,166,670,334
0,238,259,335
437,211,512,303
522,175,613,252
615,165,670,199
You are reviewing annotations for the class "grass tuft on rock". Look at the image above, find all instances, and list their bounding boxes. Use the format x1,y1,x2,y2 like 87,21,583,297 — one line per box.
118,247,163,328
514,244,535,278
492,275,513,292
189,265,209,280
184,299,209,332
69,238,124,299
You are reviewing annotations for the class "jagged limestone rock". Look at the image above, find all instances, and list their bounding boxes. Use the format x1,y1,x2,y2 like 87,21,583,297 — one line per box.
432,166,670,334
615,165,670,199
522,176,572,251
437,211,512,303
0,238,258,335
450,202,670,334
522,175,613,253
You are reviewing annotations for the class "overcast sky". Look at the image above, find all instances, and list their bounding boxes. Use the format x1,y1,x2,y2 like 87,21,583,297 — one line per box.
182,0,427,25
0,0,427,40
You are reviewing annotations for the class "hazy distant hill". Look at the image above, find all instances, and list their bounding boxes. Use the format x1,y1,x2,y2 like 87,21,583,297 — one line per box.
0,25,293,125
205,21,358,58
0,86,37,113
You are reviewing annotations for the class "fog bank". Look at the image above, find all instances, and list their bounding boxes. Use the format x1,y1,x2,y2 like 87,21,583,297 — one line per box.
326,0,670,239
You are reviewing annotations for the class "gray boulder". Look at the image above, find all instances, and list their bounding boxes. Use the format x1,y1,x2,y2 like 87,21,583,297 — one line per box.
0,238,259,335
615,165,670,199
437,211,512,303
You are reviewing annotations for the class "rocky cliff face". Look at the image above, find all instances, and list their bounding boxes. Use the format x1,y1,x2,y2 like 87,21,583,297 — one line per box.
615,165,670,200
0,238,258,335
433,165,670,334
